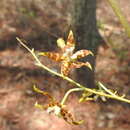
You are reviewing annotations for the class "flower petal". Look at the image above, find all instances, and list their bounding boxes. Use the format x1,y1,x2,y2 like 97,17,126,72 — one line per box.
38,52,63,62
57,38,66,49
71,50,94,60
61,62,71,76
71,61,92,70
66,30,75,46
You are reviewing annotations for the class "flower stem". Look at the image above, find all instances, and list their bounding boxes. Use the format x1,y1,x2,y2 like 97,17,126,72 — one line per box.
61,88,84,105
17,37,130,104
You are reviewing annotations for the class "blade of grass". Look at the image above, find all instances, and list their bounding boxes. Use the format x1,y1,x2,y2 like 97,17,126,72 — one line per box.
107,0,130,37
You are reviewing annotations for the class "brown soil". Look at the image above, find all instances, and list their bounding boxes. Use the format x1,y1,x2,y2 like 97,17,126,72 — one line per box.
0,0,130,130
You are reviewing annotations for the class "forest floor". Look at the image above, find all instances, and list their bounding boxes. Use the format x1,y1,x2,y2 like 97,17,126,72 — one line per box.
0,0,130,130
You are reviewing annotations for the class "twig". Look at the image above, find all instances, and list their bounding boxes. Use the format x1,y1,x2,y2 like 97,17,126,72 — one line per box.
61,88,84,105
16,37,130,104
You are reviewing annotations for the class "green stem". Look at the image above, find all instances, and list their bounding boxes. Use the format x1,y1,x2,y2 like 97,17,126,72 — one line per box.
61,88,84,105
97,81,116,96
17,38,130,104
107,0,130,37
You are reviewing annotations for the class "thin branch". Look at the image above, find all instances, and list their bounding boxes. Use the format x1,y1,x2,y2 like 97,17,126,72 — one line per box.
97,81,116,96
17,37,130,104
61,88,84,105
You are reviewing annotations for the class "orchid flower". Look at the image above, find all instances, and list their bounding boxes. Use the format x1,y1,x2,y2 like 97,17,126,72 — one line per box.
39,30,93,76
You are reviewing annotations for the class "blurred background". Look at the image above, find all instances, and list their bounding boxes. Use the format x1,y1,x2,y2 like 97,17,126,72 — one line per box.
0,0,130,130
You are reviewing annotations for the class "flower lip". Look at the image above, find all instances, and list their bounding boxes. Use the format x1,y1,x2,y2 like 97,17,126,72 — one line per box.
47,105,62,117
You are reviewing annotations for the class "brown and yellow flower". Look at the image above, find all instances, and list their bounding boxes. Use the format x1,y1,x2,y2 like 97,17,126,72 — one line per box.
38,30,93,76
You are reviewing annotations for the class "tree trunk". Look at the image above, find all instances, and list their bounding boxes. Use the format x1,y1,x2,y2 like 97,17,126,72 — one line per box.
71,0,102,88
